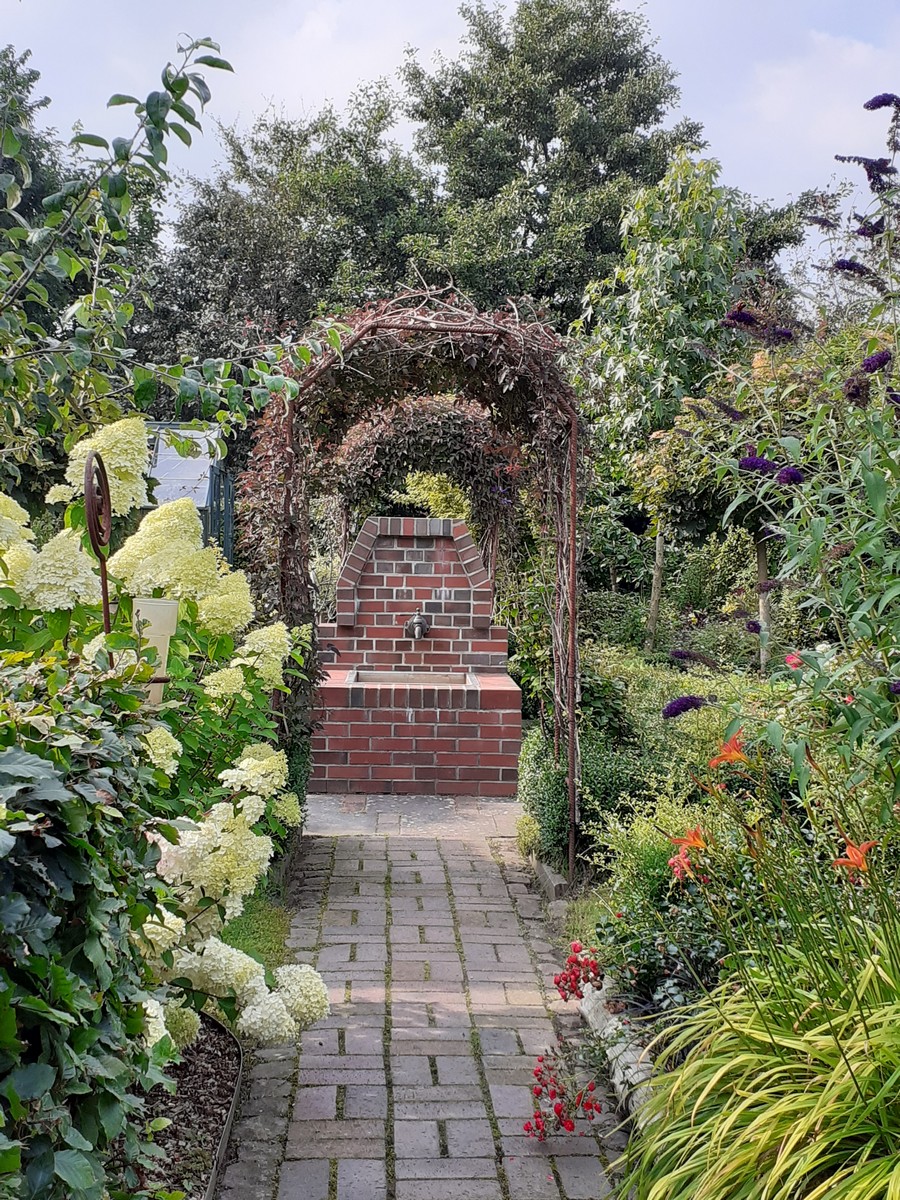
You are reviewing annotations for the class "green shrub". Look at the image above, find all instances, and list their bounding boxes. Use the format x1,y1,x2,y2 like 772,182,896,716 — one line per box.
579,590,675,651
517,727,569,867
0,653,169,1199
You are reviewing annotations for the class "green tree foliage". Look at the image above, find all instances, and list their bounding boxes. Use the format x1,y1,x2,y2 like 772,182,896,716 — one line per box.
133,85,442,360
577,151,752,445
402,0,703,322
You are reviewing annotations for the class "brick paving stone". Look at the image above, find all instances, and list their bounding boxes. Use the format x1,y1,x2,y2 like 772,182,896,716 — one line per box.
234,796,614,1200
397,1181,503,1200
502,1157,564,1198
276,1160,330,1200
337,1159,386,1199
393,1119,440,1157
555,1156,613,1198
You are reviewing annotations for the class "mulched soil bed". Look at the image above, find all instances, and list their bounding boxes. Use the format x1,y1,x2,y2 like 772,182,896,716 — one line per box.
140,1016,241,1199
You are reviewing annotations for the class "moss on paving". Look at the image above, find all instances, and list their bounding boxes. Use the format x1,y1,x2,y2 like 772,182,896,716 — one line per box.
222,892,293,972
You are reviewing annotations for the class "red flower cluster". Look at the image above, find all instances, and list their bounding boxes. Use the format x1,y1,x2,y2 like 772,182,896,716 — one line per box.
523,1052,600,1140
553,941,603,1001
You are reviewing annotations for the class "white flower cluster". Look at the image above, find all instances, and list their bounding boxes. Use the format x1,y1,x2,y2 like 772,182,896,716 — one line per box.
169,938,329,1046
0,494,35,552
219,743,288,799
140,907,186,957
143,997,169,1048
154,799,273,931
272,791,304,829
143,725,183,777
202,666,249,701
274,964,331,1027
108,498,255,637
48,417,150,516
17,530,102,611
233,622,291,689
164,1001,201,1050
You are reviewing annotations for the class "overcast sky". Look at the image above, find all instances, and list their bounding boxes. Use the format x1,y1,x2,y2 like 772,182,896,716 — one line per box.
3,0,899,209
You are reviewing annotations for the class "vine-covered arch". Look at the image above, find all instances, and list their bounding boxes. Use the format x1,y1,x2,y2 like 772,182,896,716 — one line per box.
237,288,582,875
321,394,524,578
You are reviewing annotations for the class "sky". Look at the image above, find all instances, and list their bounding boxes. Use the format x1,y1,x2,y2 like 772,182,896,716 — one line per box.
2,0,899,211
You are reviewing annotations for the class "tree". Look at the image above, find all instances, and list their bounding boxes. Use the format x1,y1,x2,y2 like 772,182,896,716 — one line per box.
133,85,442,361
401,0,703,323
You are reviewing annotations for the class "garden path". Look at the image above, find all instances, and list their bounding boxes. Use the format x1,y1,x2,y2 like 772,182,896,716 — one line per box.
219,795,621,1200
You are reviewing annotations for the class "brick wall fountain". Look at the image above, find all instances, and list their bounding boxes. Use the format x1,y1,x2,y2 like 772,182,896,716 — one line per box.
310,517,522,796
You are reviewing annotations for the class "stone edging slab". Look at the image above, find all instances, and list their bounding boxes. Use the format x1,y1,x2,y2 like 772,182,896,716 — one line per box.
579,982,653,1126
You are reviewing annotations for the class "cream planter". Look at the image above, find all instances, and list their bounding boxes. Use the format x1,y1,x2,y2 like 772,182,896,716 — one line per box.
133,597,179,704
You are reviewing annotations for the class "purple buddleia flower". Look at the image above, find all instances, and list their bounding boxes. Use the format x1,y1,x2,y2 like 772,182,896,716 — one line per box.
662,695,706,720
835,154,898,193
710,397,746,421
770,327,794,342
833,258,873,276
890,680,900,695
844,375,871,405
760,525,786,542
758,579,781,594
854,215,886,238
888,388,900,406
724,308,758,326
864,93,900,110
746,620,762,634
808,215,838,230
739,455,779,474
862,349,892,373
670,650,692,661
776,466,805,485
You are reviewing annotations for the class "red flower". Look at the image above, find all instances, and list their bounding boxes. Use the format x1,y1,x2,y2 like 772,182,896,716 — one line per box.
785,653,803,669
670,826,706,851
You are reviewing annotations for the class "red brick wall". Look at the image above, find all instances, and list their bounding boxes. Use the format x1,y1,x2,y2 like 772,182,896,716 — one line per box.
311,517,521,797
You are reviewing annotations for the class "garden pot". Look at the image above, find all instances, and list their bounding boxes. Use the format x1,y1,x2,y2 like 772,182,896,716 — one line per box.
133,597,179,704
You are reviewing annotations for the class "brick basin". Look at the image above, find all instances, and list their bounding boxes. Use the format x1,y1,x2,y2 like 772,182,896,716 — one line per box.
311,518,522,796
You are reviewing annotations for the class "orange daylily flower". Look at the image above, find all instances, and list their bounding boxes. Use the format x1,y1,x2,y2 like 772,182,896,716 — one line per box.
709,730,749,769
670,826,707,852
833,837,878,876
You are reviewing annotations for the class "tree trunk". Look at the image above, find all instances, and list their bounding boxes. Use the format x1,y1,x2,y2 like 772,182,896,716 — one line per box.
644,526,666,652
756,531,771,676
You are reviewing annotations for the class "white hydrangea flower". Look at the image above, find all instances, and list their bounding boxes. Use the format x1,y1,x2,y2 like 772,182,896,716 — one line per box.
233,622,291,689
143,997,169,1047
140,908,186,957
155,805,273,916
219,747,288,799
64,417,150,516
164,1002,201,1050
274,964,330,1029
174,937,266,1000
108,498,205,595
0,494,34,550
202,666,249,701
142,726,183,777
272,791,303,828
45,484,74,505
17,530,101,611
1,541,36,596
236,991,297,1045
197,569,255,637
239,795,266,825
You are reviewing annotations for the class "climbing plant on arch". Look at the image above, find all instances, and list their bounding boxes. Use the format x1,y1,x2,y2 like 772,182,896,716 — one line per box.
321,393,524,577
237,288,583,876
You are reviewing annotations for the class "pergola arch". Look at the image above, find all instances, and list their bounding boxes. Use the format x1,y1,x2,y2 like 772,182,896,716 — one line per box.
237,288,582,876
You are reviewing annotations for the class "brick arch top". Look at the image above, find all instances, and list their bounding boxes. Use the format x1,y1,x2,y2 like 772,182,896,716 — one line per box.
335,517,493,630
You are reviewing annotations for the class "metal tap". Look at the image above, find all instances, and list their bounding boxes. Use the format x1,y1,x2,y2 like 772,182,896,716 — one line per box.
405,611,430,640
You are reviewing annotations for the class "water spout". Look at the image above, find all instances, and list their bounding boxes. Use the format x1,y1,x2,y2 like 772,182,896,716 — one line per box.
405,612,430,640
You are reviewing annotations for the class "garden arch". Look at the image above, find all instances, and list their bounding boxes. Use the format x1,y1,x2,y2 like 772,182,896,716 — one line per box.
237,289,582,876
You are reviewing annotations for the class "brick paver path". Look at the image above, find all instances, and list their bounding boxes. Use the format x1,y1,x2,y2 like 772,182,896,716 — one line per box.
219,796,620,1200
